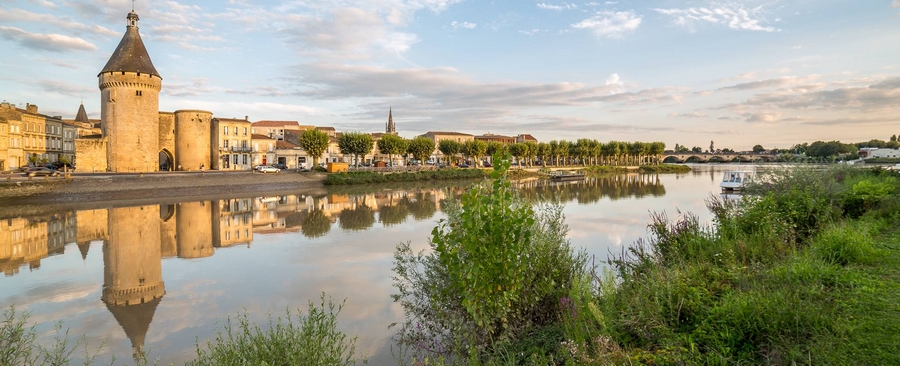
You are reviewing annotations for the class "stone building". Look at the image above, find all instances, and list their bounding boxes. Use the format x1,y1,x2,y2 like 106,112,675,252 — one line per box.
96,11,162,172
475,133,516,144
251,134,277,166
0,102,66,169
420,131,474,162
213,117,252,170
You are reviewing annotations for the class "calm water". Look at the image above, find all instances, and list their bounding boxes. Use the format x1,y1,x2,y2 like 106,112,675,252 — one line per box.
0,165,747,365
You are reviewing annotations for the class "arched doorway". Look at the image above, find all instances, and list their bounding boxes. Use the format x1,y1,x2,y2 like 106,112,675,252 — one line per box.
159,149,174,171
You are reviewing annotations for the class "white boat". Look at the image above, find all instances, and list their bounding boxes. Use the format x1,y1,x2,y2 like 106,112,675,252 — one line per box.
720,171,751,191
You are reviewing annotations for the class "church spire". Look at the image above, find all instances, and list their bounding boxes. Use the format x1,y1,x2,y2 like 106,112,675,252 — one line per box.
386,107,396,135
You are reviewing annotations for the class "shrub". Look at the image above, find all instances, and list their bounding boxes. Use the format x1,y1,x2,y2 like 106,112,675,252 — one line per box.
391,153,588,362
0,305,105,366
810,221,878,265
189,294,361,366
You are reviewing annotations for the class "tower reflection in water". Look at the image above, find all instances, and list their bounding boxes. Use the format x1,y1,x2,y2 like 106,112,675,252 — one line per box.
0,175,667,362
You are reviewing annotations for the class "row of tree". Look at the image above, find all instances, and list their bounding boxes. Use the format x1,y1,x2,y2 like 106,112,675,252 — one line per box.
436,139,667,167
299,128,669,168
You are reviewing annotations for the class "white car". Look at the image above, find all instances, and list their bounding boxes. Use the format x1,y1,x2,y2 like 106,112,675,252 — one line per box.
257,166,280,173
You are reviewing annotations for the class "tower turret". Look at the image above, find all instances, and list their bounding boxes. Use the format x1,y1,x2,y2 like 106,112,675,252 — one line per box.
99,10,161,172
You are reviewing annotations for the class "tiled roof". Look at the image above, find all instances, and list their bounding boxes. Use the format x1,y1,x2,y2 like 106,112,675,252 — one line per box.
214,117,251,123
316,126,336,131
251,134,275,140
425,131,474,136
276,140,299,149
252,120,300,127
518,134,538,141
476,134,514,139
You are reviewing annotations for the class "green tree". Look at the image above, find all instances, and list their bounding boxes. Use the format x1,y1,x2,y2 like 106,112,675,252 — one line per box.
508,143,526,166
299,129,330,168
524,141,538,167
300,209,332,238
338,204,375,231
407,137,435,165
710,140,715,153
337,132,374,167
464,140,488,167
753,144,766,153
377,134,408,166
438,139,462,166
891,134,898,142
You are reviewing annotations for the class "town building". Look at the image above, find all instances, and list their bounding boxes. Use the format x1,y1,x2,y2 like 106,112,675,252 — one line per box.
475,133,516,144
251,134,277,166
516,134,538,143
251,121,312,141
859,148,900,159
420,131,474,162
213,117,252,170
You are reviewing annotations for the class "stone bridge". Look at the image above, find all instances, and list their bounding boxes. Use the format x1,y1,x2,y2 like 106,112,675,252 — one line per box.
662,153,776,163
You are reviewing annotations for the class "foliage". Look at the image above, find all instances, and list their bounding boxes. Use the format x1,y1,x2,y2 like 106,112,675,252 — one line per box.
391,152,589,362
752,144,765,153
190,294,362,366
1,305,105,366
298,129,331,167
324,169,485,185
337,132,374,167
377,134,409,165
300,209,332,238
407,137,436,164
806,140,858,158
338,204,376,231
463,140,488,166
438,140,462,165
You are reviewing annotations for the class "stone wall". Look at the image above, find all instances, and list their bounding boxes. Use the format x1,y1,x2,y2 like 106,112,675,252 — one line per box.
103,205,165,306
174,110,212,171
75,138,108,172
99,71,161,172
175,201,213,258
158,112,175,170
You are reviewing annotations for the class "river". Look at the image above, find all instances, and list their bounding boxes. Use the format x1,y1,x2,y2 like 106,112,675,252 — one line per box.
0,164,749,365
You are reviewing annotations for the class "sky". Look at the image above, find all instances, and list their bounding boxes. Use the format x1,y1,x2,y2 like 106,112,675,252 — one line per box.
1,0,898,151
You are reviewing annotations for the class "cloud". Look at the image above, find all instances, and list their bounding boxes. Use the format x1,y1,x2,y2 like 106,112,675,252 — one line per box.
37,80,93,97
0,8,119,36
519,29,542,35
719,75,822,91
895,0,900,7
450,21,477,30
279,8,419,59
669,112,708,118
537,3,577,11
29,0,58,8
744,111,781,123
653,4,779,32
571,10,642,38
0,26,96,52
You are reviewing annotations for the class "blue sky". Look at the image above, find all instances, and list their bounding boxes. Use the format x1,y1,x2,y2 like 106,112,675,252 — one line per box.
1,0,898,150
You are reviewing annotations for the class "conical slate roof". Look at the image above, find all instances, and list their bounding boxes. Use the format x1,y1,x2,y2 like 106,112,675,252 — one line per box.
74,103,89,123
106,296,162,361
99,12,160,78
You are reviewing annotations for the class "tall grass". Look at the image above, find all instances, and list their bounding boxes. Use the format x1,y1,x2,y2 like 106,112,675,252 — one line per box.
1,305,105,366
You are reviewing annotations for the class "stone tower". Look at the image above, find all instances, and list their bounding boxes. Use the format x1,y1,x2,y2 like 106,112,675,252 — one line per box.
386,107,396,135
99,10,161,172
174,110,212,171
102,205,165,361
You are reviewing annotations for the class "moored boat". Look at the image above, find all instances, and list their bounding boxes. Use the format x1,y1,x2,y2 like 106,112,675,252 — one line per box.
549,171,585,181
721,171,751,191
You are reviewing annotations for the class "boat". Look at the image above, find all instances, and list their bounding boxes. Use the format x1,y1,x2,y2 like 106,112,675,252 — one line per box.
720,171,751,191
548,171,585,181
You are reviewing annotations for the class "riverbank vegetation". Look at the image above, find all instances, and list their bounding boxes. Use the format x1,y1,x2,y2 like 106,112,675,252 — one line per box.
324,169,486,185
1,295,362,365
580,164,691,175
391,157,900,364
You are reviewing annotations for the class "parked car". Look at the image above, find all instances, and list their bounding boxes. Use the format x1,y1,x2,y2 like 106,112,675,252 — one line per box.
272,163,288,169
24,167,61,177
483,162,493,168
458,163,469,168
257,166,280,173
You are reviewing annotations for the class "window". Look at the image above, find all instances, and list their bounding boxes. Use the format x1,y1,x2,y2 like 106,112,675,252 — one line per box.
136,90,142,96
233,155,238,164
234,127,238,136
243,154,248,164
223,126,228,135
224,140,229,148
243,127,247,136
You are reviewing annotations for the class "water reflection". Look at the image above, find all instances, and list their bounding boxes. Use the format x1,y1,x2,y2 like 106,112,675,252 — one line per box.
1,174,681,364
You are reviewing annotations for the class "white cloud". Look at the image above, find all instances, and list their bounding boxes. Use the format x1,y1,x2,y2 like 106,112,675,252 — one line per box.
571,10,642,38
0,26,96,52
719,75,822,91
537,3,577,11
894,0,900,7
653,4,779,32
669,111,708,118
28,0,58,8
0,8,119,36
744,111,782,123
519,29,542,35
451,21,477,30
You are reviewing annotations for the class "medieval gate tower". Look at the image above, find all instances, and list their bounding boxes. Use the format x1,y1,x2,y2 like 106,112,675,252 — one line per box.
98,10,161,172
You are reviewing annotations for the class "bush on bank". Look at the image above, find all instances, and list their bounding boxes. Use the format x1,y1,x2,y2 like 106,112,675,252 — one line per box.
324,169,486,185
392,163,900,365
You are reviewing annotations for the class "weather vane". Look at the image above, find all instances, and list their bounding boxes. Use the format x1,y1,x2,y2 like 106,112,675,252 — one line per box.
132,0,136,11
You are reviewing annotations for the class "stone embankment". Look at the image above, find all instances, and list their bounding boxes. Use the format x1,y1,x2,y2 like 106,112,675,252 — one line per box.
0,171,326,217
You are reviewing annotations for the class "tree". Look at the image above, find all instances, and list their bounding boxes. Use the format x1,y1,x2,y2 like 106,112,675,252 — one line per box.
464,140,488,167
709,140,715,153
377,134,408,166
438,139,463,166
691,146,703,153
337,132,374,167
298,129,330,168
752,144,765,153
508,143,526,166
524,142,538,167
407,137,435,164
891,134,898,142
300,208,331,238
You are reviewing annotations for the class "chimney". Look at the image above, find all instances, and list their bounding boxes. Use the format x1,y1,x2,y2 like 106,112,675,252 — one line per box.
26,103,38,113
245,115,248,121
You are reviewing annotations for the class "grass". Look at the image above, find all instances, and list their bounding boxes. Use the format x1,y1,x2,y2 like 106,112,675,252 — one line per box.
324,169,486,185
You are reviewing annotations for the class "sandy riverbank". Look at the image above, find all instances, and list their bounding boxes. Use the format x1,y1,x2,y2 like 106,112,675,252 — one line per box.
0,171,327,218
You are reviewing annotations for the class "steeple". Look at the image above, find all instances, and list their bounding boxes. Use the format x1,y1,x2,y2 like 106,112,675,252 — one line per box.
74,103,89,124
386,107,396,135
99,10,160,78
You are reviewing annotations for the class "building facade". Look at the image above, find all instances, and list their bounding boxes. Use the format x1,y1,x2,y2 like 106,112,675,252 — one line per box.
213,117,252,170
